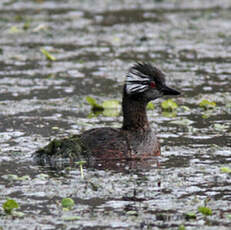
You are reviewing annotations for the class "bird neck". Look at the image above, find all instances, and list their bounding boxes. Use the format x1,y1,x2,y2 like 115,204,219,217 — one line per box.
122,88,150,132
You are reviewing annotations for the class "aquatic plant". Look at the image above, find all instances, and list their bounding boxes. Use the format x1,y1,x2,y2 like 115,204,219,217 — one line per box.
161,99,178,111
61,198,75,210
40,48,56,61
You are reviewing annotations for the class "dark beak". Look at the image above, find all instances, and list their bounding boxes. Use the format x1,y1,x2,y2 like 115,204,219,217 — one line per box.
161,85,180,96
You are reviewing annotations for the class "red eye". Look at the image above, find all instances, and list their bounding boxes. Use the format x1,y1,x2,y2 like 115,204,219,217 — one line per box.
150,81,156,88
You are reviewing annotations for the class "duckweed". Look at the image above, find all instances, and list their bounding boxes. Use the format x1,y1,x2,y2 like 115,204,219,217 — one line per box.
198,206,212,216
86,96,104,111
161,99,178,111
146,101,155,110
2,199,19,214
199,99,216,110
220,167,231,174
61,198,75,209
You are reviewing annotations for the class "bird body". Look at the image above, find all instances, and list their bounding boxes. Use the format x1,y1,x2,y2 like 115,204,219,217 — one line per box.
34,63,180,165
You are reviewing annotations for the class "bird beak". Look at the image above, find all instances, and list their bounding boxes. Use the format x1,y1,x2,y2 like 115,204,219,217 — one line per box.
161,85,180,96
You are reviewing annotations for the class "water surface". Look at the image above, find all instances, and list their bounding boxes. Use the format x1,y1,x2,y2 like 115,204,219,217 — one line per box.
0,0,231,229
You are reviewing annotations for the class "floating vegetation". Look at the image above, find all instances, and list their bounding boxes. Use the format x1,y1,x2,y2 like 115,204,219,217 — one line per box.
2,199,19,214
86,97,180,116
102,99,120,116
199,99,216,110
102,108,120,117
161,99,178,111
86,96,120,116
86,96,104,111
102,99,120,109
62,215,81,221
198,206,212,216
40,48,56,61
33,135,89,165
185,212,196,220
1,0,231,229
220,167,231,174
61,198,75,210
162,111,177,118
178,225,186,230
2,199,24,217
146,101,155,110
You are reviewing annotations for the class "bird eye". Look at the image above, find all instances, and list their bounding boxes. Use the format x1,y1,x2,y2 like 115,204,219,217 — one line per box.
149,81,156,88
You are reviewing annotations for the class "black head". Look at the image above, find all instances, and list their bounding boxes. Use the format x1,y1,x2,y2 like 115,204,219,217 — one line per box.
125,63,180,102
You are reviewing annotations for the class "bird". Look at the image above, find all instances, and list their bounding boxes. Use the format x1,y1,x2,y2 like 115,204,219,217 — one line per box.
34,63,180,165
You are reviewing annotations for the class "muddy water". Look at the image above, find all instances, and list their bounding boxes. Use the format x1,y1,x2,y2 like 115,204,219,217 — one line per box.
0,0,231,229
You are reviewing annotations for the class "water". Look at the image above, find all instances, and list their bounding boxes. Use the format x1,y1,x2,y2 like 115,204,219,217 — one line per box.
0,0,231,229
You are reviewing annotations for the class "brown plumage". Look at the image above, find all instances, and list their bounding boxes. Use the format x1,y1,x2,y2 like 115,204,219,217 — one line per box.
34,63,180,165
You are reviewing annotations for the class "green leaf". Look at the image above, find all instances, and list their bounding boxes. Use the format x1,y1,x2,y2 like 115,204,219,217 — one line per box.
220,167,231,174
86,96,98,107
3,199,19,214
161,99,178,111
62,215,81,221
146,102,155,110
86,96,104,111
102,109,120,117
198,206,212,216
61,198,75,209
102,100,120,117
178,225,186,230
199,99,216,110
102,100,119,109
162,111,177,118
40,48,56,61
86,97,120,116
185,211,196,219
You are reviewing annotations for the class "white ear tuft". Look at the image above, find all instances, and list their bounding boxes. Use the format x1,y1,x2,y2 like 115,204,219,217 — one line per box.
126,68,149,94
